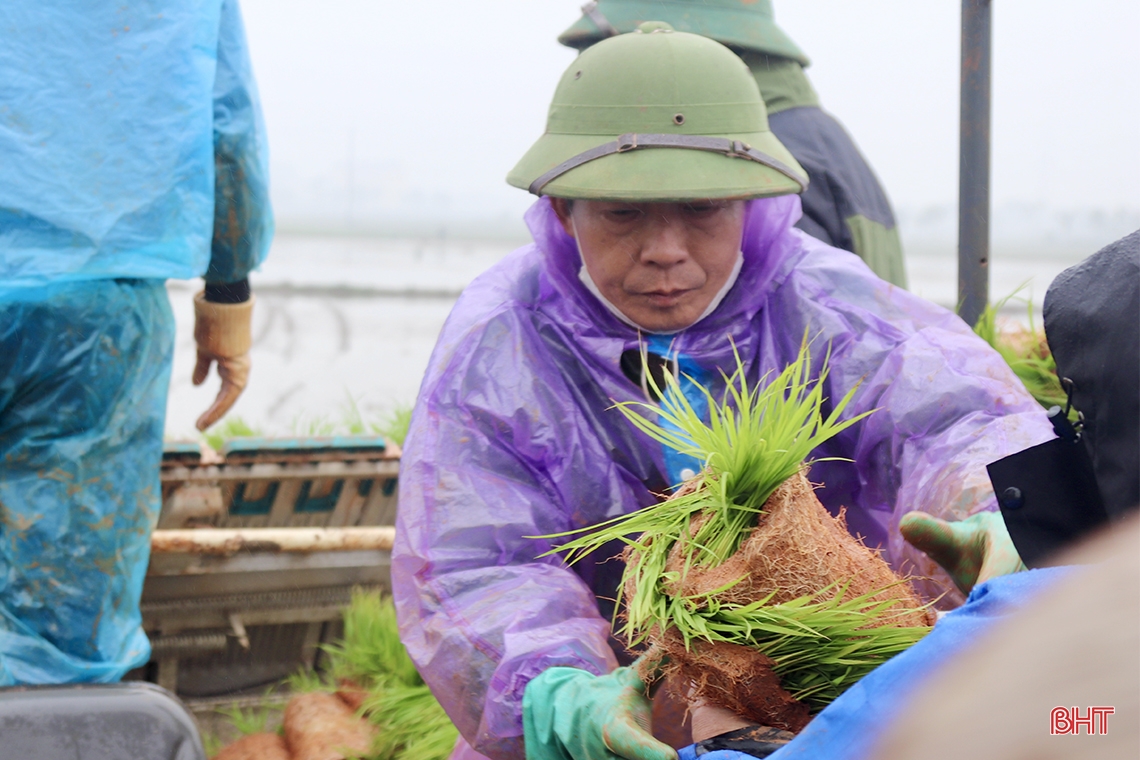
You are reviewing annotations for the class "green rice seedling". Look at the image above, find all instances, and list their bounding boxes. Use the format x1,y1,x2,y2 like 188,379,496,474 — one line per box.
552,338,873,635
290,412,339,437
362,684,460,760
201,393,413,449
324,590,422,690
200,731,226,758
672,583,930,711
286,396,413,445
306,392,381,437
325,590,458,760
216,701,276,736
211,592,456,758
203,415,262,450
547,338,931,713
284,665,331,694
340,393,372,435
973,289,1068,411
373,404,413,448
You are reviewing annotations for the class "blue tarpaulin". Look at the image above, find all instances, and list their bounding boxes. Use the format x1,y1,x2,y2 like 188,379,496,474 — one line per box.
677,569,1067,760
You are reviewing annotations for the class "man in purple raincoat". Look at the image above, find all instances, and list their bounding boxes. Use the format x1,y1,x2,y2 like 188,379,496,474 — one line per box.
392,23,1052,760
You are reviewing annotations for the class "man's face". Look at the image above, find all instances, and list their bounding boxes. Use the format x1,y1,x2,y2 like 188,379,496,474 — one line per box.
552,198,746,333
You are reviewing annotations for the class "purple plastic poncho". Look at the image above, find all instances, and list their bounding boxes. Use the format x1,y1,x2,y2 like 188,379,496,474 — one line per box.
393,196,1053,760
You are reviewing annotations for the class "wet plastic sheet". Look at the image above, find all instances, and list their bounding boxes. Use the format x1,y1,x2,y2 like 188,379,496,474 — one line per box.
0,280,174,684
0,0,271,289
393,196,1055,759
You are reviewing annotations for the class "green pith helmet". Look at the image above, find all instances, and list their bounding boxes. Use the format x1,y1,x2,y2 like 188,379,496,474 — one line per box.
508,22,807,202
559,0,808,65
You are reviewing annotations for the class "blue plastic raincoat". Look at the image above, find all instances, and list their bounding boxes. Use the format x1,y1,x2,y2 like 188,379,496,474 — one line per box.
392,196,1054,760
0,0,270,684
0,280,174,685
0,0,272,288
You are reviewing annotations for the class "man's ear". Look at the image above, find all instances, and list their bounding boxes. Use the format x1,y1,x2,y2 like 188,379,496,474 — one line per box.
551,197,575,238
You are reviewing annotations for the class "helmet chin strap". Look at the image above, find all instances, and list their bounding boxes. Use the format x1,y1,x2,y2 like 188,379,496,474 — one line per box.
572,217,744,335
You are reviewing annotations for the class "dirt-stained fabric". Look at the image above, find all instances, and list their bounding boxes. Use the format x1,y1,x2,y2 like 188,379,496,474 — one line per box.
0,279,174,684
0,0,271,685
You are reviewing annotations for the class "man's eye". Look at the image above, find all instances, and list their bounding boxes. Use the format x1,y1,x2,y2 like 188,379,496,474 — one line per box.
684,202,721,215
606,208,641,220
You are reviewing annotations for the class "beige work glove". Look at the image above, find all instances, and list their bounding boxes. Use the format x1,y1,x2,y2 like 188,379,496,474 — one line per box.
192,290,254,431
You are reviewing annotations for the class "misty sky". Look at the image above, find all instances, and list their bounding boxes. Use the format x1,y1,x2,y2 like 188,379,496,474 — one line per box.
239,0,1140,230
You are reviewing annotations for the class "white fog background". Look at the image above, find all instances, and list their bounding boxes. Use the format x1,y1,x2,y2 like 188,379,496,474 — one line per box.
165,0,1140,437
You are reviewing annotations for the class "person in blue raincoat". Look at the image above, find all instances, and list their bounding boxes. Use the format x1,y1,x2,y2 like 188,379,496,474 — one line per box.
0,0,272,685
392,24,1051,760
558,0,909,288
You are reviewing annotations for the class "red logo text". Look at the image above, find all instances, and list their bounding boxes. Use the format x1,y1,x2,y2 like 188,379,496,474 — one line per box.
1051,706,1114,735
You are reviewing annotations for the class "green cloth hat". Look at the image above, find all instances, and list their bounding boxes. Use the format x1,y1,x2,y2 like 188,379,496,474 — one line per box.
559,0,809,66
508,22,807,202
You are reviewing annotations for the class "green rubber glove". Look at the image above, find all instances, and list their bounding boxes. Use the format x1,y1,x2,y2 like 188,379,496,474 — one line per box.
900,510,1027,594
523,663,677,760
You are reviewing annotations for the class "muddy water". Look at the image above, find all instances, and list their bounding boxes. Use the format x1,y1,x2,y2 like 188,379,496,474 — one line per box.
164,233,1089,438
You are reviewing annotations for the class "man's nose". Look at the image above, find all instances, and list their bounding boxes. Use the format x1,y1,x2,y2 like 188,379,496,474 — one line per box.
638,214,690,268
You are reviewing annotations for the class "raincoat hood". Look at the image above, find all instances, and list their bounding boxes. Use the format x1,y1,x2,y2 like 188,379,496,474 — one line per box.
532,193,804,344
1044,229,1140,517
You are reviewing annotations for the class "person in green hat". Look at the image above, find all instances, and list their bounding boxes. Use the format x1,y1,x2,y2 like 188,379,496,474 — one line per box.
559,0,908,288
392,21,1050,760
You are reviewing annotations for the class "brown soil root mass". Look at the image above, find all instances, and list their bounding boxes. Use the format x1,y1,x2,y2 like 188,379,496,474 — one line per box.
666,634,811,732
637,471,934,730
284,692,375,760
336,678,370,713
211,733,291,760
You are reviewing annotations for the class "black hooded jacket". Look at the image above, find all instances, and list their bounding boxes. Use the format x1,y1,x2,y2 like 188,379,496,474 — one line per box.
1044,229,1140,517
989,230,1139,566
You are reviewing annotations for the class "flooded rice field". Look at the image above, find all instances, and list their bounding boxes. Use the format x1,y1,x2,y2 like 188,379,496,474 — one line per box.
164,233,1092,438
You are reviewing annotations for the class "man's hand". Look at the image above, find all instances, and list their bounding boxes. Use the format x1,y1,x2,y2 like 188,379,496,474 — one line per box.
900,511,1026,595
192,291,254,431
523,660,677,760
